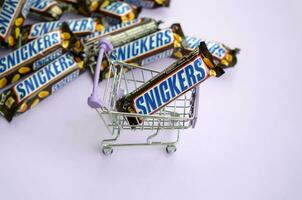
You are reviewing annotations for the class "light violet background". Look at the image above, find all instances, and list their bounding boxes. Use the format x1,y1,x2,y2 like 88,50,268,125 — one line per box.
0,0,301,200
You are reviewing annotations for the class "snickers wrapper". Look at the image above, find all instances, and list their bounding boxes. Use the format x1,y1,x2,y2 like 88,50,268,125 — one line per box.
0,52,86,122
30,0,64,21
121,0,170,9
0,23,83,90
175,36,240,68
115,42,225,126
78,0,142,25
21,17,105,44
98,23,185,80
0,0,33,48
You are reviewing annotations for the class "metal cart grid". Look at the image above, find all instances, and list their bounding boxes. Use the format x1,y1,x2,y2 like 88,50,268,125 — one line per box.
90,58,199,155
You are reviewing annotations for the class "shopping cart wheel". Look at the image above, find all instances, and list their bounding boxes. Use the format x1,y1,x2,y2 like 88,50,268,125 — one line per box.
166,145,177,154
102,146,113,156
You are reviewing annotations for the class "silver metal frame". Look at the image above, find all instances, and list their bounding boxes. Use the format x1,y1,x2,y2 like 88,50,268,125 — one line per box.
93,60,199,155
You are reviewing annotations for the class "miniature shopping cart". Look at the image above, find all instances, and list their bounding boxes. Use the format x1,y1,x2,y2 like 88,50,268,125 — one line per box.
87,40,200,155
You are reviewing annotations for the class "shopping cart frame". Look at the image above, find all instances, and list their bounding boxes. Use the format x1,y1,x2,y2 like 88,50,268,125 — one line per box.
90,58,200,155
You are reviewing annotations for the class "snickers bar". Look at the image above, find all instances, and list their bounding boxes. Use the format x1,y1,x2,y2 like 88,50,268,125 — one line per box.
121,0,170,9
106,17,161,48
176,36,240,68
22,17,105,44
56,0,78,10
0,23,83,89
79,0,141,25
76,0,103,15
0,52,85,122
0,0,33,48
115,42,225,126
85,18,162,81
30,0,64,21
83,18,160,45
100,24,184,79
20,18,156,81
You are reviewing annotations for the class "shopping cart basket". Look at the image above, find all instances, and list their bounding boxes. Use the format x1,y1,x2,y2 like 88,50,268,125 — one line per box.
87,40,200,155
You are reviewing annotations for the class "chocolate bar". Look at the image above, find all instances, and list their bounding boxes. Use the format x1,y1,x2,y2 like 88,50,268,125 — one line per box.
0,0,33,48
121,0,170,9
79,0,141,25
0,52,86,122
22,17,105,44
100,24,184,79
83,18,160,46
177,36,240,68
0,23,83,89
30,0,64,21
115,42,224,125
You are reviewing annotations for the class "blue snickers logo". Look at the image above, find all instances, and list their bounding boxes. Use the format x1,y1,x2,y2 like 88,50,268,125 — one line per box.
185,36,227,60
102,1,131,16
0,0,20,39
134,56,208,115
31,0,57,12
13,53,77,103
0,31,62,77
29,18,94,39
110,28,173,62
33,49,63,71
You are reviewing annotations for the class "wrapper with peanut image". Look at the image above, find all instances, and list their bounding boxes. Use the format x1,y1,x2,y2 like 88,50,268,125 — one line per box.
21,17,105,45
0,0,33,48
29,0,64,21
174,36,240,68
0,22,84,90
0,52,86,122
78,0,142,25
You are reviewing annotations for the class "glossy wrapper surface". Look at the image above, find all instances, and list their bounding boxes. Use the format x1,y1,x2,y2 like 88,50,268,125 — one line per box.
0,23,83,90
115,42,225,126
0,52,86,122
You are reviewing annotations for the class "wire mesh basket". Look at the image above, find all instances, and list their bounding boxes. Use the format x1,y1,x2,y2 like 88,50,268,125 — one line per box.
90,59,200,155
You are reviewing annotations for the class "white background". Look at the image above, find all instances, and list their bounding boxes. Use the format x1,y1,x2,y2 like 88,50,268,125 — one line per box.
0,0,302,199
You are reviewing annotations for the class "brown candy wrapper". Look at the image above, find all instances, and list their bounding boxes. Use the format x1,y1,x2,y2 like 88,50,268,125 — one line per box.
121,0,170,9
78,0,142,25
0,0,33,48
83,17,159,45
115,42,224,126
21,17,105,44
30,0,64,21
76,0,103,15
0,52,86,122
99,23,185,80
174,36,240,68
56,0,79,10
0,23,83,90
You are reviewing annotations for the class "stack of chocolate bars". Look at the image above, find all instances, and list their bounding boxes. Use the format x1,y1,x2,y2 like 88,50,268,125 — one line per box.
0,0,239,122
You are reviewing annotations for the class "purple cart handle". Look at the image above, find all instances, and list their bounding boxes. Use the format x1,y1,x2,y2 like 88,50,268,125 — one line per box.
192,85,200,128
87,39,113,108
